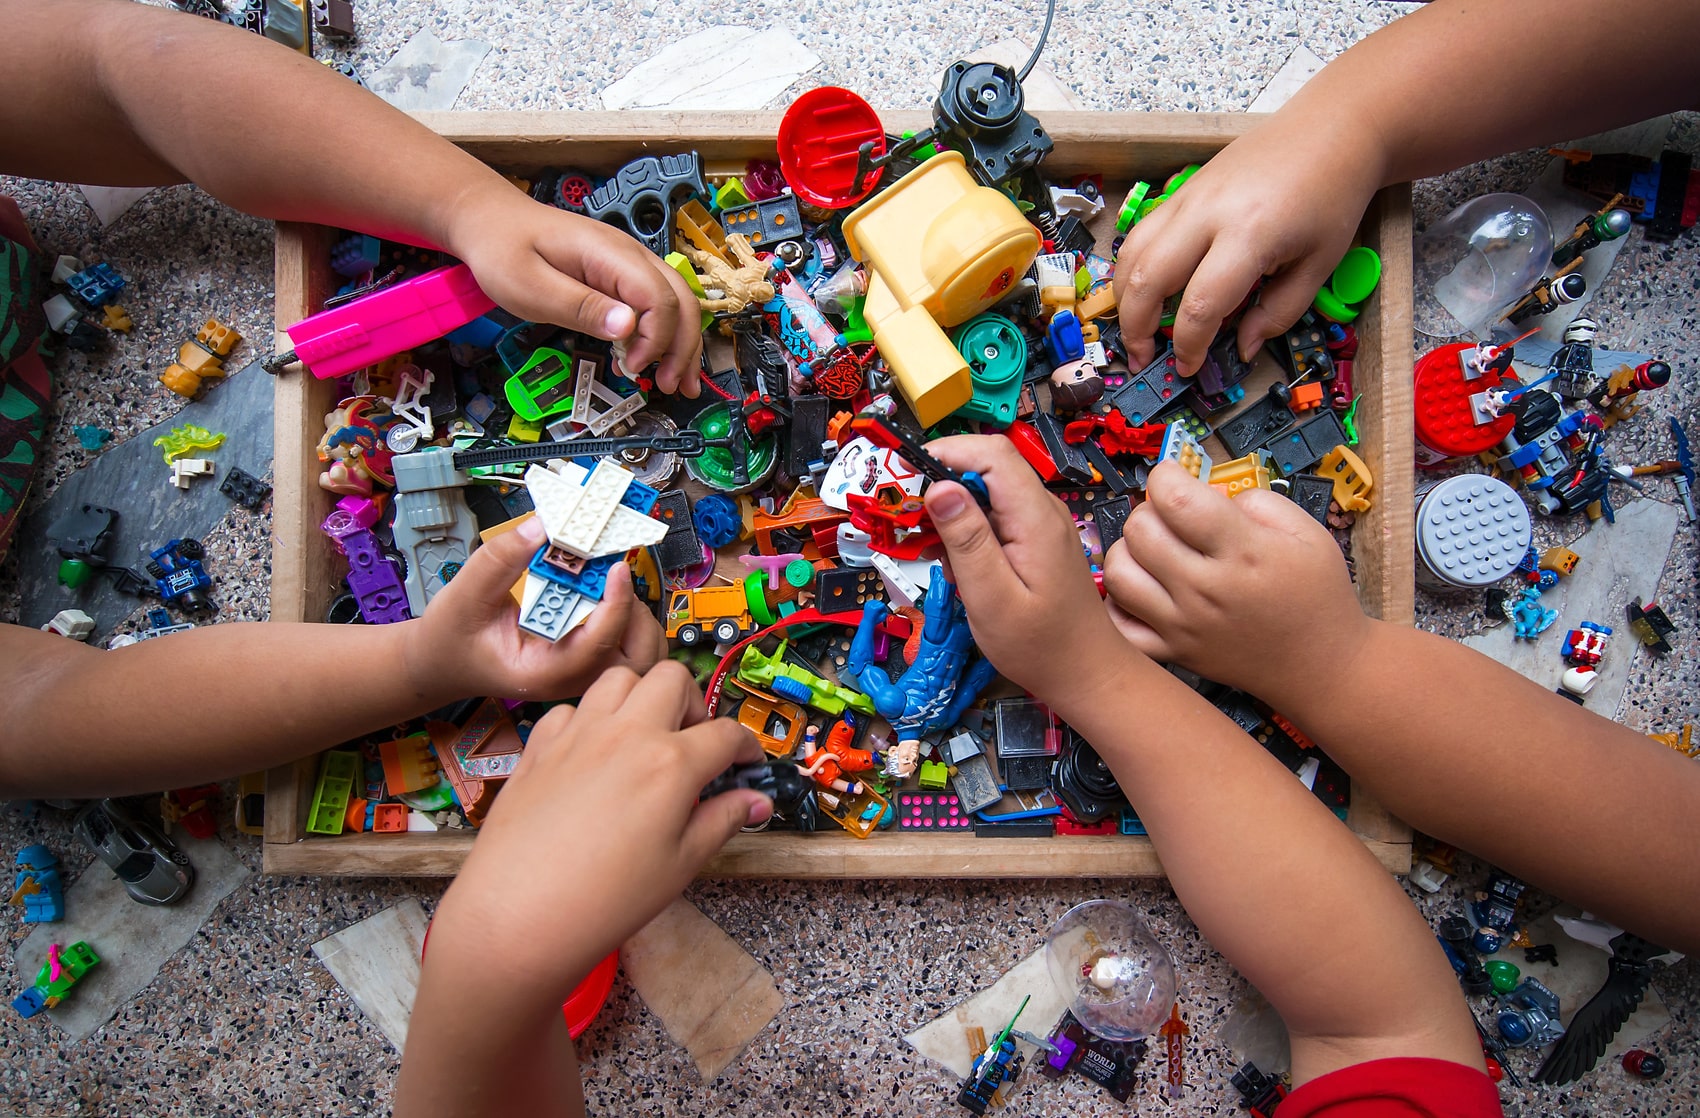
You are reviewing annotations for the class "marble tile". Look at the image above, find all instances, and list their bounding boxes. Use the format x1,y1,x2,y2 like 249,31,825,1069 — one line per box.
311,899,430,1054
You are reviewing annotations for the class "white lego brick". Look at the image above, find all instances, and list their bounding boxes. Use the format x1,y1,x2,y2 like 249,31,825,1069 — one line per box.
568,355,648,436
1082,341,1107,368
518,576,583,642
406,811,439,832
554,459,634,559
871,553,938,609
43,294,80,333
170,458,216,489
51,255,83,284
41,609,96,641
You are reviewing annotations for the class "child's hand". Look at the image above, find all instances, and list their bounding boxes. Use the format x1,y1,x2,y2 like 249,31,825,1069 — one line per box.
447,183,703,396
405,517,667,702
429,661,769,990
1101,462,1373,702
923,435,1136,710
1113,115,1383,375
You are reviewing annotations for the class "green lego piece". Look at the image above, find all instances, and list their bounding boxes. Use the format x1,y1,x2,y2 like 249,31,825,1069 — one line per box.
665,253,715,331
737,641,874,718
842,295,874,345
714,178,751,213
916,760,949,791
306,750,359,835
31,940,100,1007
57,558,94,589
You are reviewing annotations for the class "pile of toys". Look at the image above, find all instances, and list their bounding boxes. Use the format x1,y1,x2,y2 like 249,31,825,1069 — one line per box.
288,65,1379,842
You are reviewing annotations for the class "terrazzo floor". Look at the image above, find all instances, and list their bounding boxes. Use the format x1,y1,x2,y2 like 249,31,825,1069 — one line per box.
2,1,1697,1115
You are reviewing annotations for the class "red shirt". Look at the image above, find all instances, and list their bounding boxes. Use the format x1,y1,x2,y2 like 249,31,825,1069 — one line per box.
1279,1058,1503,1117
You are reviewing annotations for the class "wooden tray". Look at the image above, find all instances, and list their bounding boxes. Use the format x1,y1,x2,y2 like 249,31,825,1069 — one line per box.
265,111,1415,877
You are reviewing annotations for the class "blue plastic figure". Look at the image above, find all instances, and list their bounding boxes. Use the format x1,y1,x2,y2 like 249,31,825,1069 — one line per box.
72,425,113,452
11,846,64,924
1510,587,1557,640
845,575,996,779
146,538,216,614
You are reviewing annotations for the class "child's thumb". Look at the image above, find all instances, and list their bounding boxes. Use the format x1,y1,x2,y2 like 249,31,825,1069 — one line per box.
680,791,770,866
924,482,1021,607
445,517,544,612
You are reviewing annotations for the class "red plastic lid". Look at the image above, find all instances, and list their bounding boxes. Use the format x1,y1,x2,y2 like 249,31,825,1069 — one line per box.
562,952,619,1039
1413,342,1515,457
778,87,885,210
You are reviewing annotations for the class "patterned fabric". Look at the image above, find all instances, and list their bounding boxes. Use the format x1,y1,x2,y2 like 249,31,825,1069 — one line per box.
0,195,52,563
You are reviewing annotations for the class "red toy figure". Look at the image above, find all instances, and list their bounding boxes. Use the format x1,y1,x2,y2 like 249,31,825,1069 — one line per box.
161,785,221,840
1062,408,1167,458
846,482,941,559
1325,323,1358,411
797,718,878,796
1160,1002,1190,1099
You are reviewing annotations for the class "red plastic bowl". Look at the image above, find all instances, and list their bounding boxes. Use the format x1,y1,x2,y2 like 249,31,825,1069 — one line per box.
777,87,886,210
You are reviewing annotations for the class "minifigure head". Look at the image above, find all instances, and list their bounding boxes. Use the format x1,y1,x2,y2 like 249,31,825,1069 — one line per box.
1049,360,1103,412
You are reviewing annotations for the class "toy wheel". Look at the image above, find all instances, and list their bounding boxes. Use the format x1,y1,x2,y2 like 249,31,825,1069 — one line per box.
177,538,205,560
713,619,741,643
555,173,596,213
145,561,167,579
677,624,703,647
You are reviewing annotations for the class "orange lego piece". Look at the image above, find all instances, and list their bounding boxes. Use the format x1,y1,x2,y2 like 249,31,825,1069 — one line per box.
1317,444,1374,513
1288,381,1326,413
1208,452,1271,499
380,733,440,795
371,803,409,833
344,797,369,832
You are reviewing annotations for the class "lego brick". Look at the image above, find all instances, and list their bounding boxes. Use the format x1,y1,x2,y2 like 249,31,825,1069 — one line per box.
720,194,803,249
308,0,353,37
1286,473,1335,526
1216,393,1296,459
1260,409,1347,477
895,790,973,832
219,466,272,510
1103,351,1185,425
784,394,832,477
651,489,702,571
815,565,882,613
1090,495,1133,553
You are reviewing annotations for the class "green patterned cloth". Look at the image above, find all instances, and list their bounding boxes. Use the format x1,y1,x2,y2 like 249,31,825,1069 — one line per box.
0,195,52,563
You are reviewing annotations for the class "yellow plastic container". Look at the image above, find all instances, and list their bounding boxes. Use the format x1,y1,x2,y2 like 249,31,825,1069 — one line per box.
843,151,1040,425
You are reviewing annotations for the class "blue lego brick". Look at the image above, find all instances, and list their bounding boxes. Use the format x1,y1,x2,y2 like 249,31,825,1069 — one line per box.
1118,807,1148,836
330,233,383,278
12,988,47,1019
67,263,125,307
528,548,617,600
446,314,506,349
1627,167,1661,219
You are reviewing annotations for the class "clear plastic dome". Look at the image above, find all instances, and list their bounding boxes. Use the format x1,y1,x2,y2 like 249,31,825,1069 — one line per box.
1043,899,1177,1040
1413,194,1553,339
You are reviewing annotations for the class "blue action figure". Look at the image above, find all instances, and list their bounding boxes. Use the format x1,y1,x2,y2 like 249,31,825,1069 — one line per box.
845,575,997,779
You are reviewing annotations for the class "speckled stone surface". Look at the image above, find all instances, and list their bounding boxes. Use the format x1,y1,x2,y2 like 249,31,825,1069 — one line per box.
3,2,1699,1116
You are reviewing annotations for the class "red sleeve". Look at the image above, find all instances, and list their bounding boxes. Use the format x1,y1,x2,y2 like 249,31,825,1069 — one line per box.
1277,1058,1503,1118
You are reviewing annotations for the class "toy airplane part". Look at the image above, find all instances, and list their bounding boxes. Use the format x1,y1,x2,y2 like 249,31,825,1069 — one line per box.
525,460,667,561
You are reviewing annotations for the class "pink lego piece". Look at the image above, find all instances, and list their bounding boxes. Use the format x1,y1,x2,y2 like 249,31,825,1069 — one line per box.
286,264,496,380
737,552,807,583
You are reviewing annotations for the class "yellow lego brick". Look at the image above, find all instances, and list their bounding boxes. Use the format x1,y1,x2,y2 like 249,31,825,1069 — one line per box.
1208,452,1272,499
1318,444,1374,513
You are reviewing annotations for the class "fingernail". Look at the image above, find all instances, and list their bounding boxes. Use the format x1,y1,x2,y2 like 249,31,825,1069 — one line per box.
930,488,966,522
604,305,633,338
517,517,546,544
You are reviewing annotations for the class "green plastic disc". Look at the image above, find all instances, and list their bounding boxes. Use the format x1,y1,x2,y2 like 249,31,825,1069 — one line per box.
1116,181,1152,233
784,559,815,589
1311,284,1359,324
683,403,777,492
1329,246,1382,306
951,313,1027,427
744,571,777,626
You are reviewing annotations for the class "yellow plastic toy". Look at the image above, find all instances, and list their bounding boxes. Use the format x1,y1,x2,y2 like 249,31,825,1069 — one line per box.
1318,444,1374,513
842,151,1040,426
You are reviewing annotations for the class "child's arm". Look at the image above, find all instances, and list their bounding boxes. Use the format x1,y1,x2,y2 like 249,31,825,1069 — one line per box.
1113,0,1700,375
1103,464,1700,956
923,438,1482,1087
0,520,665,798
395,662,769,1118
0,0,701,391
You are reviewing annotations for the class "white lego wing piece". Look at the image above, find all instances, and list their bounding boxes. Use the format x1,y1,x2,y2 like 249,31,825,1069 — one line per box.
524,459,667,561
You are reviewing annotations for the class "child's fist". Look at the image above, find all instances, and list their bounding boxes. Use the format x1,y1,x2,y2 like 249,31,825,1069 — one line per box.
1101,462,1372,703
924,435,1136,714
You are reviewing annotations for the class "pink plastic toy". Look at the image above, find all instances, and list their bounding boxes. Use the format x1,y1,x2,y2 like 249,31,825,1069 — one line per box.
284,264,496,380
